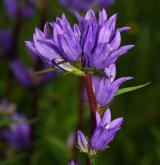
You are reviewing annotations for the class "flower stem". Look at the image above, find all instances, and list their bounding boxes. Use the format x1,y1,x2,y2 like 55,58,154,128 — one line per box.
83,74,97,133
89,157,98,165
86,156,91,165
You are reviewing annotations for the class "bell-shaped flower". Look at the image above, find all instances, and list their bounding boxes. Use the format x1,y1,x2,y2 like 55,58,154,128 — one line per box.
77,109,123,155
92,64,133,106
90,108,123,152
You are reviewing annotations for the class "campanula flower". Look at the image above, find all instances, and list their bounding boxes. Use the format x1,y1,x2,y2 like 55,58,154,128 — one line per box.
26,9,134,74
77,108,123,155
83,64,132,107
92,64,133,106
90,108,123,152
3,113,31,151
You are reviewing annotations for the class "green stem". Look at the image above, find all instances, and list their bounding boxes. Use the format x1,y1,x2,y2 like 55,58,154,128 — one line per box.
90,157,98,165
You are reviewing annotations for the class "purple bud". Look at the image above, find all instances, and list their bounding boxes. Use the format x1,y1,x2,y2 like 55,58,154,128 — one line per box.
77,130,88,153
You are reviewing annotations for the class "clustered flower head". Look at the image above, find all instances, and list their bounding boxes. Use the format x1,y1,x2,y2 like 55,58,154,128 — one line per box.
77,109,123,155
59,0,115,12
4,0,36,18
26,9,134,75
26,9,134,161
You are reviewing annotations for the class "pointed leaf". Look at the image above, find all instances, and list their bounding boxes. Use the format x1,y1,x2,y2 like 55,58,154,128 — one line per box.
116,82,150,96
33,67,56,75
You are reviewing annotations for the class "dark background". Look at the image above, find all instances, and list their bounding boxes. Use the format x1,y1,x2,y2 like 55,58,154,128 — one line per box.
0,0,160,164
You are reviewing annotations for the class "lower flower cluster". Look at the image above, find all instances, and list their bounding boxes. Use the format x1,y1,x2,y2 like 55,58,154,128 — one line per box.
77,109,123,156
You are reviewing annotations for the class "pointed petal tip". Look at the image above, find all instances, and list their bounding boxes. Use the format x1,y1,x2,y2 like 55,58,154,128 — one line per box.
112,13,118,18
125,76,134,81
128,44,135,48
77,130,84,137
119,27,131,32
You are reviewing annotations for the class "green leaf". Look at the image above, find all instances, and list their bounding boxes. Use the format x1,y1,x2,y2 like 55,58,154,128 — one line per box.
116,82,150,96
33,67,56,75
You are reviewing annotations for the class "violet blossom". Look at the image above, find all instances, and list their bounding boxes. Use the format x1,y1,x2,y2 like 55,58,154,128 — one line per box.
3,113,31,151
77,108,123,155
26,9,134,74
59,0,115,12
92,64,133,107
4,0,36,18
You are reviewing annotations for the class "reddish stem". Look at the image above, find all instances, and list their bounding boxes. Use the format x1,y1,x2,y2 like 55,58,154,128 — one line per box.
87,157,91,165
83,74,97,165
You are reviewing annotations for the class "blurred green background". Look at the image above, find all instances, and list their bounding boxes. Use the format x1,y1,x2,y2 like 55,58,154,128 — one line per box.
0,0,160,164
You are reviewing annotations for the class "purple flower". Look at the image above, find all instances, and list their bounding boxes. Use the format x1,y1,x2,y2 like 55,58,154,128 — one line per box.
59,0,115,12
92,64,133,106
10,59,58,88
68,160,80,165
26,9,134,73
77,130,89,153
83,64,133,106
4,0,36,18
90,108,123,151
0,29,12,56
3,113,31,151
77,108,123,154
